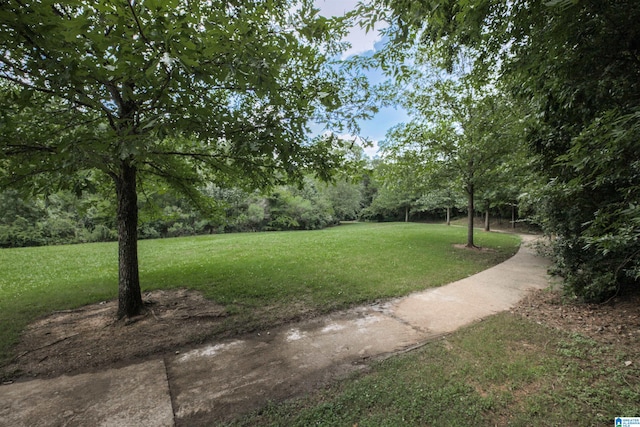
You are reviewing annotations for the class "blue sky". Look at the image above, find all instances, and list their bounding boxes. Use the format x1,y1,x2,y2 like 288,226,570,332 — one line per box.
314,0,409,158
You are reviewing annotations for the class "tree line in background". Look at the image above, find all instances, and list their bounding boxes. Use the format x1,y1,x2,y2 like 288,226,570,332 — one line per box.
0,176,363,248
1,156,525,249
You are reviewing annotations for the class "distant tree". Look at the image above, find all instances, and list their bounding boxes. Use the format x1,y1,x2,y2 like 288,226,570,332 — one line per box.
0,1,361,317
322,178,364,221
0,190,46,247
0,183,119,248
414,186,466,226
265,182,336,230
318,142,368,221
363,150,426,222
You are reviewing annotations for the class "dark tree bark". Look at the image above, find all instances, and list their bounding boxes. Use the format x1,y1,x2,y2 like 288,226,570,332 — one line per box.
114,160,143,318
466,184,475,247
484,201,490,232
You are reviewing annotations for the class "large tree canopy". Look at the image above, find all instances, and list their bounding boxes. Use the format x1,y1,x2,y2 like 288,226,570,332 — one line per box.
369,0,640,300
0,0,364,317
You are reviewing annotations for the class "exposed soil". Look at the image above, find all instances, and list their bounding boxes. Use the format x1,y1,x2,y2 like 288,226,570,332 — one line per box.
511,288,640,348
3,284,639,384
2,289,231,380
453,243,496,252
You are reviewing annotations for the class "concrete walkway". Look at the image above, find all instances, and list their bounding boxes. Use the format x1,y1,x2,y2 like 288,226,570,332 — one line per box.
1,235,551,426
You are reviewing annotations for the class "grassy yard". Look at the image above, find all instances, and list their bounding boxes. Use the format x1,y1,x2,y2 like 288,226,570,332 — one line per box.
0,222,519,365
228,312,640,426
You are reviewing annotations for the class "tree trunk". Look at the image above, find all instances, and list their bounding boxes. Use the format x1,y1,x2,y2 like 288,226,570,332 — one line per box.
484,201,490,232
405,206,409,223
466,184,475,247
446,206,451,226
511,203,517,229
115,160,143,319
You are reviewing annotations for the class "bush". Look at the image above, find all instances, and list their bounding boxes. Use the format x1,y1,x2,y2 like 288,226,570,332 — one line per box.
139,223,161,240
40,216,78,244
89,224,117,242
0,177,352,247
538,170,640,302
266,215,300,230
0,219,45,248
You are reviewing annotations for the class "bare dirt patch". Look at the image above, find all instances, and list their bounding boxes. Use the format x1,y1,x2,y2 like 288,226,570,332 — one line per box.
3,289,230,380
511,288,640,348
453,243,496,252
4,283,639,387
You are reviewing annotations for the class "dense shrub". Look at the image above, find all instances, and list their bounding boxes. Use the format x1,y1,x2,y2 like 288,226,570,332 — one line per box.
0,177,361,247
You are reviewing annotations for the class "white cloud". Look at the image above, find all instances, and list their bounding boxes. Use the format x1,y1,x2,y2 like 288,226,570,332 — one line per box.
314,0,387,58
313,0,352,17
335,133,380,159
342,22,387,59
310,1,396,158
361,138,380,159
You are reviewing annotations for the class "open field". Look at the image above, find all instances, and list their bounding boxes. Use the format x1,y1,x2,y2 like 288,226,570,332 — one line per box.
0,222,520,366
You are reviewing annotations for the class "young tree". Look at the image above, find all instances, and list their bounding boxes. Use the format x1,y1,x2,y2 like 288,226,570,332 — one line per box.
369,0,640,300
383,78,522,247
0,1,359,317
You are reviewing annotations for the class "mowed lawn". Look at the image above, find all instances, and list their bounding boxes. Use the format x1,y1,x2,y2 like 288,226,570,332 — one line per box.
0,222,520,364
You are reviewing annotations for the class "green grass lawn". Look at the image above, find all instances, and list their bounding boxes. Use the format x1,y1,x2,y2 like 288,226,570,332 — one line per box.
227,312,640,426
0,222,520,365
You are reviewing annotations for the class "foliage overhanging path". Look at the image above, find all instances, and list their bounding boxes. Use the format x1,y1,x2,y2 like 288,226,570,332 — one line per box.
365,0,640,301
2,234,551,426
0,0,374,319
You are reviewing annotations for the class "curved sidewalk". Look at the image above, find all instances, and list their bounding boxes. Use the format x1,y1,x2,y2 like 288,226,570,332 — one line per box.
1,234,551,427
